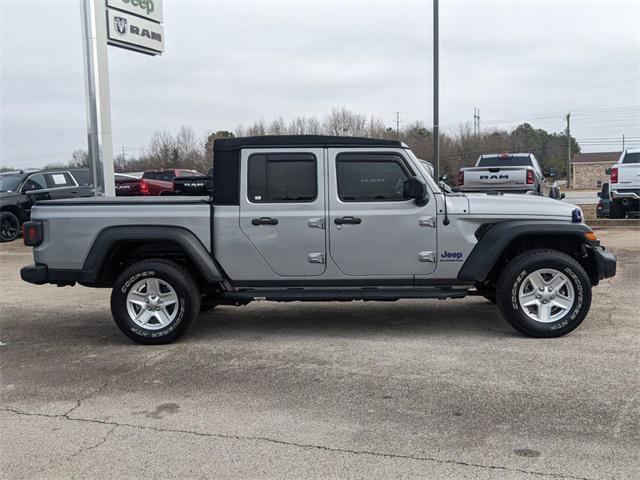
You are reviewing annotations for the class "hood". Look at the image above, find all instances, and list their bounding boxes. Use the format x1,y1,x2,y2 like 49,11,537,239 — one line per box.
0,190,20,200
465,193,579,219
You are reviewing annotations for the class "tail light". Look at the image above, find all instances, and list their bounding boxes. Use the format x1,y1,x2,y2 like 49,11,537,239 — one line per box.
139,180,150,195
457,170,464,186
23,221,43,247
526,169,534,184
610,167,618,183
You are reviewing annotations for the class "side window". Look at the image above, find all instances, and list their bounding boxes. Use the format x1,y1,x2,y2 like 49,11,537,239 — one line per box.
248,153,317,203
23,173,47,191
336,155,410,202
44,172,75,188
159,171,175,182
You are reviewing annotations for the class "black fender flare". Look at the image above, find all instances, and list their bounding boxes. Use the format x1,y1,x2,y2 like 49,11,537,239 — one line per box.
457,221,592,282
81,225,224,284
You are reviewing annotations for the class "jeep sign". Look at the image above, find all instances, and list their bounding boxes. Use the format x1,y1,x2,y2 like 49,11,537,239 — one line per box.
107,9,164,55
107,0,163,24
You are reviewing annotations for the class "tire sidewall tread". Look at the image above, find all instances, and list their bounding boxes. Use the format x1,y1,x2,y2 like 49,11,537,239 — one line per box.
496,249,592,338
111,259,200,344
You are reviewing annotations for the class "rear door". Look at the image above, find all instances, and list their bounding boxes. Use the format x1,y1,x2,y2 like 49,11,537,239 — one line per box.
43,172,81,199
239,148,326,276
328,149,437,277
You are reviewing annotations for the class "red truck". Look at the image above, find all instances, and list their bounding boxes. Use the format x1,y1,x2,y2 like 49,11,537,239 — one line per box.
141,169,203,196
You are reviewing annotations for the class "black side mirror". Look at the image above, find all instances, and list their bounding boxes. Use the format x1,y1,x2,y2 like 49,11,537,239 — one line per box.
439,174,449,182
605,168,612,175
21,184,37,193
544,168,557,177
403,176,428,206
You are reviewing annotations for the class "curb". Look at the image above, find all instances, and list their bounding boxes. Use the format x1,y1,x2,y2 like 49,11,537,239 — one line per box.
586,219,640,228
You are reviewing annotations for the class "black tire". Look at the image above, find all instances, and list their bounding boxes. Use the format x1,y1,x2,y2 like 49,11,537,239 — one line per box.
496,249,592,338
609,200,626,219
474,281,496,304
110,259,200,344
1,211,20,242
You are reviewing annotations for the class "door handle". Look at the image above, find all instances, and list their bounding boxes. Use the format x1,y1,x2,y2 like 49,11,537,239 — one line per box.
251,217,279,226
334,216,362,225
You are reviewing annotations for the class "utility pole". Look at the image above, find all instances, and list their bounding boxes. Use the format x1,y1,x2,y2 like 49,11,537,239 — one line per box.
395,112,401,136
433,0,439,179
473,107,481,136
120,145,126,171
566,113,571,189
622,134,625,150
81,0,115,196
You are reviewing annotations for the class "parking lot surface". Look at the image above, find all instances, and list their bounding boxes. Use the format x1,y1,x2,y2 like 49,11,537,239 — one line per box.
1,229,638,479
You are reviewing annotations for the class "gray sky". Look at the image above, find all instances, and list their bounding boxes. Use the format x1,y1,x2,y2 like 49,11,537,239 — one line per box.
1,0,639,168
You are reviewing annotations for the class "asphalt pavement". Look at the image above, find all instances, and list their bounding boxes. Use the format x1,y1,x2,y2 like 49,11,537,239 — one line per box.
1,230,638,479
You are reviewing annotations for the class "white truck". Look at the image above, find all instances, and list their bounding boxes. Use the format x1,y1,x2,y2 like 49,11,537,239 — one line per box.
457,153,555,196
608,148,640,218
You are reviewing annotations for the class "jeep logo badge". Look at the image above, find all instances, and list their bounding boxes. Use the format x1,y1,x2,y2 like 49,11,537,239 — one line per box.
114,16,127,35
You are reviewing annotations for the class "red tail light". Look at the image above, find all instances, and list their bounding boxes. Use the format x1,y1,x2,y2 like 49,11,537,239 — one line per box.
23,221,43,247
610,167,618,183
458,170,464,186
526,169,534,184
139,179,150,195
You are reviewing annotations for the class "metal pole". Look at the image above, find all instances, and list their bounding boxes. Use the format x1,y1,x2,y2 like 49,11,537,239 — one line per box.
566,113,571,189
433,0,439,179
80,0,115,196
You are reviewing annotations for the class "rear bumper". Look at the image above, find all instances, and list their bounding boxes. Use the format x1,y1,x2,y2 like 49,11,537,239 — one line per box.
588,246,617,282
611,189,640,200
20,264,78,286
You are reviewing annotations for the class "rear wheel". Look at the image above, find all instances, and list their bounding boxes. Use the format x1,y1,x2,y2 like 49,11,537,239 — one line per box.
1,211,20,242
111,259,200,344
496,249,591,337
609,200,626,219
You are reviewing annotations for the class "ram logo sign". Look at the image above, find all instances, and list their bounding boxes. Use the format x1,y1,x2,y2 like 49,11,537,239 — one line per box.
106,9,164,55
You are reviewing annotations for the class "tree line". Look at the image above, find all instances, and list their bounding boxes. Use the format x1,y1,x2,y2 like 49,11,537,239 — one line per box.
13,108,579,183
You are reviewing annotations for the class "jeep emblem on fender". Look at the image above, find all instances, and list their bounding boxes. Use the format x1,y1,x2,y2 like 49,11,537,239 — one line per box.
114,17,127,35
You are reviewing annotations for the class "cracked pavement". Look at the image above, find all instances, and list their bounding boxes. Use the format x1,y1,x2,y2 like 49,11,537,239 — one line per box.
1,229,639,479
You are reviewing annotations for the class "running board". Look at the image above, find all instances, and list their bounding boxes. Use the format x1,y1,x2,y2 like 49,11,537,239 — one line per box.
220,287,470,303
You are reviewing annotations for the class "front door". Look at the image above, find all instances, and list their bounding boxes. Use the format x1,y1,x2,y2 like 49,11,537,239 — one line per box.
327,149,438,277
239,148,326,276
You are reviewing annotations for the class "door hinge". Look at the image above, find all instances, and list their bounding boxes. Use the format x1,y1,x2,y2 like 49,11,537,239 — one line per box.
307,253,325,264
419,216,436,228
418,251,436,263
308,217,325,229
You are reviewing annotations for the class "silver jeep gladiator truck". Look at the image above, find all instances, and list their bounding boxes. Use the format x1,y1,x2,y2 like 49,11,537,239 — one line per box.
20,136,616,344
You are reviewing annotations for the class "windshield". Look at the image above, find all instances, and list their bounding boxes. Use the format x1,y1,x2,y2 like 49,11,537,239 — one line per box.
0,174,24,193
622,152,640,164
477,155,532,167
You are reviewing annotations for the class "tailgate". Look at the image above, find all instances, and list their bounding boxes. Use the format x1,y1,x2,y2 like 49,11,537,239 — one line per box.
115,179,141,196
173,176,212,196
461,167,531,189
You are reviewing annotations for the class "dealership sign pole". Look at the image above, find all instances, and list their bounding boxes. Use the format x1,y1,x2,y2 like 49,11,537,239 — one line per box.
80,0,164,197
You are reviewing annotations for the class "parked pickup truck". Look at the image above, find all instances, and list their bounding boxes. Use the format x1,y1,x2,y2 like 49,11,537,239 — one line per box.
20,136,616,344
458,153,555,196
1,169,93,242
141,169,203,195
173,168,213,196
608,148,640,218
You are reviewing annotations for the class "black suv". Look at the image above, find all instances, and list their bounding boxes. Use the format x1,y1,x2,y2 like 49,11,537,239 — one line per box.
0,169,93,242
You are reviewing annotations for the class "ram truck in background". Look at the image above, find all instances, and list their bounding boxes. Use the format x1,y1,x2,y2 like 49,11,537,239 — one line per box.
20,136,615,345
173,168,213,196
608,149,640,218
141,169,203,195
458,153,555,196
115,173,150,197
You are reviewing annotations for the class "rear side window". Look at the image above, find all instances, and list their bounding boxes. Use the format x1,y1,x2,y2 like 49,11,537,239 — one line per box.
248,153,317,203
477,156,533,167
45,172,75,188
23,173,47,191
71,170,93,186
622,152,640,164
336,155,410,202
143,171,175,181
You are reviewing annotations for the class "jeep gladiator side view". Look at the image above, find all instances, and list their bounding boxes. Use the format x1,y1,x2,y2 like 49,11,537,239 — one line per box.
20,136,616,344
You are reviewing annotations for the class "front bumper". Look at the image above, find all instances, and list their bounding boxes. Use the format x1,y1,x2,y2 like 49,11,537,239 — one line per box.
587,246,617,282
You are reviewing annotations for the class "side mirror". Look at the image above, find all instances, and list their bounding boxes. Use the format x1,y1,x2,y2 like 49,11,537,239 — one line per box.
560,193,566,200
605,168,612,175
544,168,557,177
403,176,428,206
439,174,449,182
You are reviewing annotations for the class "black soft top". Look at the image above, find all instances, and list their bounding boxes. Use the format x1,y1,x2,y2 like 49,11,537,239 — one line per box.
213,135,404,151
212,135,404,205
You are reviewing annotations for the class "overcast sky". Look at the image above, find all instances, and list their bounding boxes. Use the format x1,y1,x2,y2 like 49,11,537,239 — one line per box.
1,0,639,168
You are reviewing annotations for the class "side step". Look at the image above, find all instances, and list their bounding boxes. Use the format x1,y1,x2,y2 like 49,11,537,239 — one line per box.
220,287,470,303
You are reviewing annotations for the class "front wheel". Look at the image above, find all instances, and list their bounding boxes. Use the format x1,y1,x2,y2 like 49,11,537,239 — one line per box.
496,249,592,337
111,259,200,344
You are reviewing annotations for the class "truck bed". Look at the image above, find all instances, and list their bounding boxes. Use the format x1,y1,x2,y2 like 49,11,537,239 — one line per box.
30,196,212,271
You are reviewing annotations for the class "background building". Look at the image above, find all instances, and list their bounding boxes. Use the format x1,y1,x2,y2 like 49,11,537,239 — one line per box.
571,151,620,189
